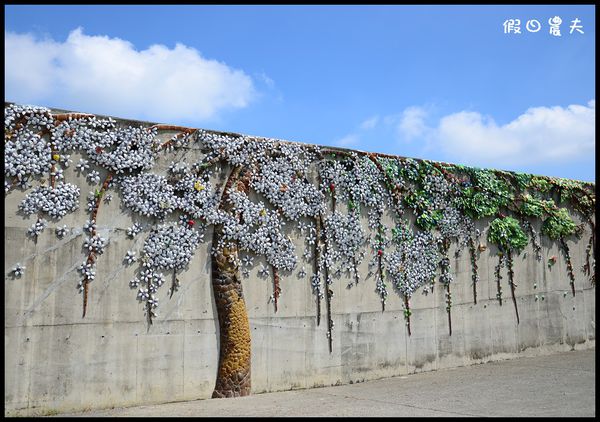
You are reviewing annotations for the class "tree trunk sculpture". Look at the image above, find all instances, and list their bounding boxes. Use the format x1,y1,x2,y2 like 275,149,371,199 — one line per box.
211,166,252,398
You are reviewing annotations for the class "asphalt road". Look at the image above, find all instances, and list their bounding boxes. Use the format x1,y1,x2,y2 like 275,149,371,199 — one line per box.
56,348,595,417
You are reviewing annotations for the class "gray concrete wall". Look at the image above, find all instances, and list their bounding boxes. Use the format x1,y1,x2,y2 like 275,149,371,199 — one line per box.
4,115,595,416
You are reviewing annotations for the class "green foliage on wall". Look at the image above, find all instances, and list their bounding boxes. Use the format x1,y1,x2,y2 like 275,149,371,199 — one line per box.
488,216,528,252
542,208,577,240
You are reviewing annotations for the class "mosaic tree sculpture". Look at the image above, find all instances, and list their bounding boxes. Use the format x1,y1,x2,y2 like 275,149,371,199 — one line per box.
5,103,595,398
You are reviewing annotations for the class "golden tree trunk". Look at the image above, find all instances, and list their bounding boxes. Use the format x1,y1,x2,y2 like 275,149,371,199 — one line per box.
211,166,252,398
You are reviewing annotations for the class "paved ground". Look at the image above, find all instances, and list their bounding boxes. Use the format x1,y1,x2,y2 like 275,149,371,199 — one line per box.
56,349,595,417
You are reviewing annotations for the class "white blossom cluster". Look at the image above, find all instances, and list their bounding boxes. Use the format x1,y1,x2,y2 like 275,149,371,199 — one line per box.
50,116,117,153
367,222,391,273
142,223,203,271
421,171,451,208
223,190,297,271
120,173,177,219
5,130,52,183
27,218,48,238
76,159,90,173
323,211,365,279
124,250,137,264
83,219,96,234
251,156,324,220
133,222,200,320
18,182,80,218
56,225,69,238
138,267,165,293
375,276,388,303
397,158,420,182
87,170,101,184
438,244,454,286
50,166,65,182
200,130,275,167
81,126,158,174
127,222,143,238
438,205,476,247
240,254,254,277
78,262,96,285
4,104,53,133
168,160,191,175
83,235,107,255
318,155,390,227
384,231,439,297
298,220,317,262
173,172,222,223
11,263,26,278
310,273,324,299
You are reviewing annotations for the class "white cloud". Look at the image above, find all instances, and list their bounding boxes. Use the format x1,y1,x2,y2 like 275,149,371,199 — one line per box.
257,72,275,89
334,115,380,148
397,106,429,141
360,116,379,130
5,28,256,123
436,100,595,167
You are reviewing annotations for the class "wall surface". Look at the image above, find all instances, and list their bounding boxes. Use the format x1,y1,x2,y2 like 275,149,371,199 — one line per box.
4,108,595,416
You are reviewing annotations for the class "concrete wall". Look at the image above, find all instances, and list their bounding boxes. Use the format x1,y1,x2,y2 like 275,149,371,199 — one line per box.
4,114,595,416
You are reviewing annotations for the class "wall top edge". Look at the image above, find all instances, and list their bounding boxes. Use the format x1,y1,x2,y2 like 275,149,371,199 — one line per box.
5,101,594,187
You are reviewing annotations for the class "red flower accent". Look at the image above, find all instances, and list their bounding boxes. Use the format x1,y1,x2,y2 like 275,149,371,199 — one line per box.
329,183,335,192
378,250,383,256
95,146,104,154
187,220,195,227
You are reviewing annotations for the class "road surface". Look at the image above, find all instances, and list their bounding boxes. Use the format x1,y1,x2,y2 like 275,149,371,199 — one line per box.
56,348,595,417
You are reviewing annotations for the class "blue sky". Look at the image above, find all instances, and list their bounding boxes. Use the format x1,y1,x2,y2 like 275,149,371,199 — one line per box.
5,5,595,182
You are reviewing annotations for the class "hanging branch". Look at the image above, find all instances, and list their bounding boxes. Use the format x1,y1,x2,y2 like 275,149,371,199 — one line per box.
366,154,429,314
582,234,594,286
325,172,337,352
146,296,154,327
494,254,504,306
366,153,408,208
583,234,593,276
468,237,479,304
351,256,360,286
169,269,178,299
82,172,113,318
439,238,452,336
559,238,576,297
153,127,198,152
314,217,322,326
584,213,595,287
329,182,337,211
446,283,452,336
49,147,58,189
377,237,385,312
53,112,95,122
506,250,520,324
521,219,543,261
149,124,197,132
82,252,95,318
589,219,596,257
363,155,393,311
319,215,333,354
403,294,412,336
271,266,281,312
